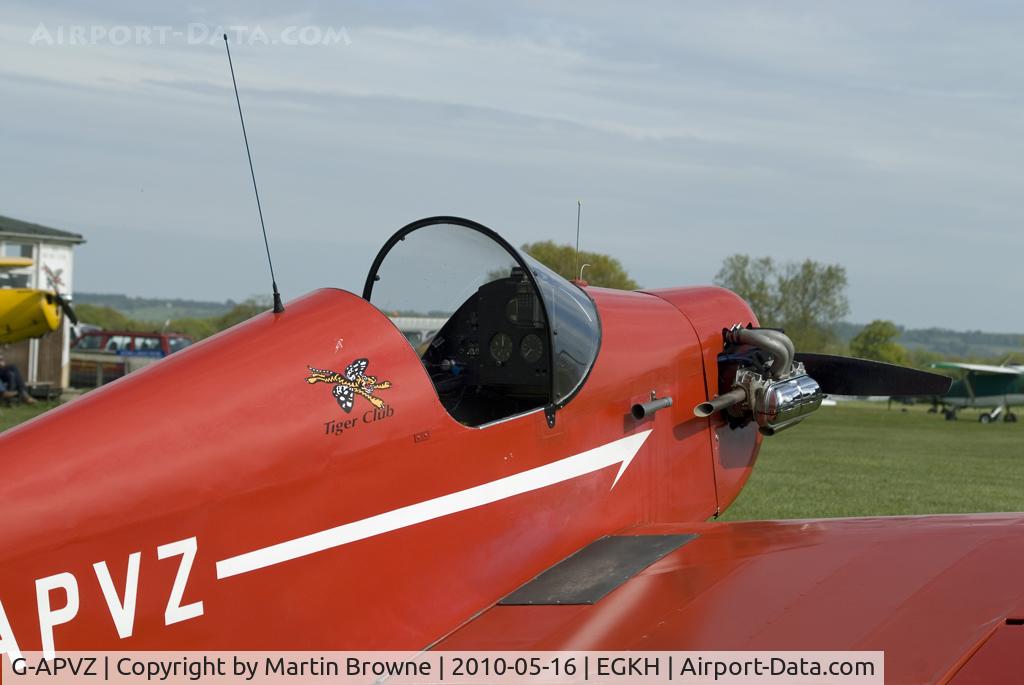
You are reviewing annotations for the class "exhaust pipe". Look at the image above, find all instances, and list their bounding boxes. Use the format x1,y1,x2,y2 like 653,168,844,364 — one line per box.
759,417,807,436
725,327,793,379
632,396,673,420
694,388,747,418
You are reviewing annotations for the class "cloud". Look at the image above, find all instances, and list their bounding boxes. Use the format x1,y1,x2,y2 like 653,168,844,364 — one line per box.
1,1,1023,329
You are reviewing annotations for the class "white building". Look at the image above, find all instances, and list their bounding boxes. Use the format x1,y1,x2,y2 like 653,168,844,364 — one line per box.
0,214,84,390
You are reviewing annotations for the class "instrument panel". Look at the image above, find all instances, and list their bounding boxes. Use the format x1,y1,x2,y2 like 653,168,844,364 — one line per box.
424,270,550,402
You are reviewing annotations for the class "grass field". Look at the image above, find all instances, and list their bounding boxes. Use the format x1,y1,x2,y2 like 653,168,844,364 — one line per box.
721,401,1024,520
3,400,1022,521
0,401,61,433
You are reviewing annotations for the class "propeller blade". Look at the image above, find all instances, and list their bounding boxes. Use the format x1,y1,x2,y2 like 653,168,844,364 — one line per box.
54,293,79,326
794,353,951,397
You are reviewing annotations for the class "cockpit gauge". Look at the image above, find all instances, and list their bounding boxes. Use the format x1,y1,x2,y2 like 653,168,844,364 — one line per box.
489,333,513,363
505,298,520,324
506,293,536,326
520,333,543,363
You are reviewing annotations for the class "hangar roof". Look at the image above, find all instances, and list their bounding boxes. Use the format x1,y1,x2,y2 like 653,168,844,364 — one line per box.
0,214,85,244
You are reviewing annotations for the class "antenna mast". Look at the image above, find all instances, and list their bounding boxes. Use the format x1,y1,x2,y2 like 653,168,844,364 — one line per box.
223,34,284,314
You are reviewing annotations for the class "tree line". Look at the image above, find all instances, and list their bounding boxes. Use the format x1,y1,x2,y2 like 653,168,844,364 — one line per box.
74,241,1021,368
76,300,269,341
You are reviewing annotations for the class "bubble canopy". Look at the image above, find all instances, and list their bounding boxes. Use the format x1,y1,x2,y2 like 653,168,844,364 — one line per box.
363,217,601,426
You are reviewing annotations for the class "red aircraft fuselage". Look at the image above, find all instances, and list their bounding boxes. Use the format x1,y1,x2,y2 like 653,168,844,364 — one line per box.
0,277,758,656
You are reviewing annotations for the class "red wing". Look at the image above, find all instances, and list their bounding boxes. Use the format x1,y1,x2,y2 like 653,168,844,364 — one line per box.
437,515,1024,684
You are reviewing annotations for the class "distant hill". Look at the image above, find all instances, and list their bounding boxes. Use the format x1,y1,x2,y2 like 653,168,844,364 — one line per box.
834,322,1024,359
75,293,235,322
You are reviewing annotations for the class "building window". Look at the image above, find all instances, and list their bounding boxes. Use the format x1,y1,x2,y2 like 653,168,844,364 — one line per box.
0,242,33,288
0,272,30,288
3,242,34,258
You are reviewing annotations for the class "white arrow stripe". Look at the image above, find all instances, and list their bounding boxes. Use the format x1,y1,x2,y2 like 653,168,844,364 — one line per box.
216,430,652,579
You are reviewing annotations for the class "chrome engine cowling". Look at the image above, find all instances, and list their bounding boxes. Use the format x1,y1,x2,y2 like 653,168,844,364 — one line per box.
748,371,823,435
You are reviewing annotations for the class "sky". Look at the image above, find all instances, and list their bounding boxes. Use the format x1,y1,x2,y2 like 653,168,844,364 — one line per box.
2,1,1023,331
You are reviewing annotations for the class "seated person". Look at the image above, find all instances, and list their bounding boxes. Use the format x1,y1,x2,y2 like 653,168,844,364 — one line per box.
0,355,36,404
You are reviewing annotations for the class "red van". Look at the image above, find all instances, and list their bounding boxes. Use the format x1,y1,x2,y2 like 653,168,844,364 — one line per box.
70,330,194,386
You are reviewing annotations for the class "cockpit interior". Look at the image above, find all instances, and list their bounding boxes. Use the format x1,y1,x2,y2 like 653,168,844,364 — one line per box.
364,217,600,427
